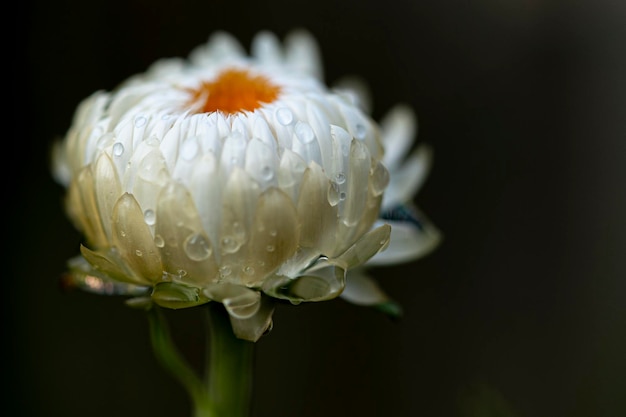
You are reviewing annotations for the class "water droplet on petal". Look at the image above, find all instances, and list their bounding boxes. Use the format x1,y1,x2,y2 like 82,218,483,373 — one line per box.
184,233,212,261
135,249,143,257
134,116,147,128
260,165,274,181
221,237,242,254
269,229,277,237
327,181,340,206
243,265,255,276
154,234,165,247
354,123,367,140
112,142,125,157
370,161,390,196
144,209,156,225
219,265,232,278
266,244,275,252
335,172,346,184
339,191,347,201
276,107,294,126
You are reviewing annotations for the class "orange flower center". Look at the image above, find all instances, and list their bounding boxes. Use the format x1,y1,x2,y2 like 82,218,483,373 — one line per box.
190,68,281,114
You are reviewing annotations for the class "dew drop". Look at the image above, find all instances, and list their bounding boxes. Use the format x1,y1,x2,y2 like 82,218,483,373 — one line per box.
135,249,143,257
260,165,274,181
243,265,255,276
112,142,125,157
119,230,127,237
370,161,390,196
339,191,347,201
154,234,165,248
295,121,315,144
134,116,147,128
354,123,367,140
177,269,187,277
266,244,275,252
335,172,346,184
269,229,278,237
221,237,242,254
219,265,232,278
184,233,212,261
144,209,156,225
327,181,340,206
276,107,294,126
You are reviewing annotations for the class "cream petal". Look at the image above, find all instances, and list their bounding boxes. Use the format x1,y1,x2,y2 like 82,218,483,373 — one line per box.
93,153,122,241
296,162,338,254
220,133,248,178
219,169,260,275
340,139,371,229
112,193,163,283
251,115,278,152
270,257,346,302
204,284,262,320
292,121,323,167
335,224,391,269
245,138,279,189
277,149,306,202
80,245,150,286
155,182,219,286
228,294,275,342
245,188,299,285
189,153,222,252
75,166,108,248
305,101,333,171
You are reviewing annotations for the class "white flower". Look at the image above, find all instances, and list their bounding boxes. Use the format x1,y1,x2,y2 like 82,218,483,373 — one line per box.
53,30,397,341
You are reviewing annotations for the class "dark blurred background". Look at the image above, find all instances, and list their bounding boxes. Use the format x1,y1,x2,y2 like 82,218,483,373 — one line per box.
8,0,626,416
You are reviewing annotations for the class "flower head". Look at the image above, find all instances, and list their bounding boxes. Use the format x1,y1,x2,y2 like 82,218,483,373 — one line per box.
53,30,399,341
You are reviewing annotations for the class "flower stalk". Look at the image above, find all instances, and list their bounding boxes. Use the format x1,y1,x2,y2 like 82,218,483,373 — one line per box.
148,304,254,417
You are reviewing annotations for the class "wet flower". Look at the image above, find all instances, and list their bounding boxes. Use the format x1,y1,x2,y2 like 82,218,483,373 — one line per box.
53,30,397,341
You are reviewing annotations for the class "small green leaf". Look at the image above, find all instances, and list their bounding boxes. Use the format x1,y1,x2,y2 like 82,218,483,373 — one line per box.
151,282,209,309
375,300,403,319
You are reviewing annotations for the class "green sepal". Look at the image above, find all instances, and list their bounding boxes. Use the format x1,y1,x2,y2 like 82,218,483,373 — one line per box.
375,300,403,319
151,282,210,309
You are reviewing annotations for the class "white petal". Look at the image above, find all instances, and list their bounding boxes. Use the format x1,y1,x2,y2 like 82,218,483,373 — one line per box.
380,104,417,170
382,144,432,209
367,219,441,266
340,269,390,306
285,29,323,80
251,31,284,65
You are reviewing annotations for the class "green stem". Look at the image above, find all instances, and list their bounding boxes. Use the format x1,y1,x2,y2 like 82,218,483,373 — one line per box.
147,306,214,416
205,303,255,417
147,304,254,417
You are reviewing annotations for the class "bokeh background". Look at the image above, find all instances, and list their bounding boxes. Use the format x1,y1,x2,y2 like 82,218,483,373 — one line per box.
9,0,626,416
